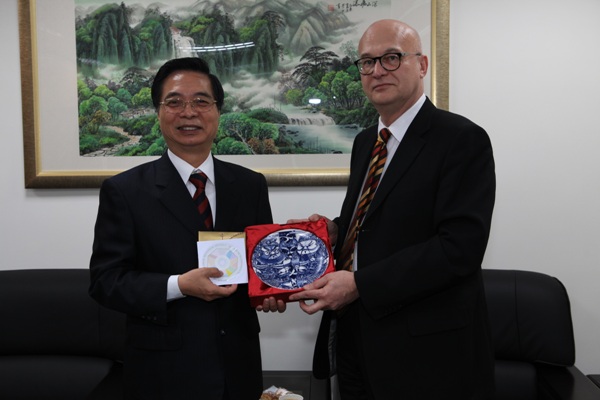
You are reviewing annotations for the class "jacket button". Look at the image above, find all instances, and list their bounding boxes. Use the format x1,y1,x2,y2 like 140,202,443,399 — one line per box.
220,329,226,336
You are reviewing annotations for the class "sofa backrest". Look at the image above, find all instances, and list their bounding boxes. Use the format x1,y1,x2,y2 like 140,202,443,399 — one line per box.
0,269,126,360
483,269,575,366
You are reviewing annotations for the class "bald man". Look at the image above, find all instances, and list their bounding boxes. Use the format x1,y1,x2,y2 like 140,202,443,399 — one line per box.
290,19,496,399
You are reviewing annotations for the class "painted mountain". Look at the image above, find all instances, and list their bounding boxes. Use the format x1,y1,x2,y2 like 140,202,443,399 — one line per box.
75,0,384,156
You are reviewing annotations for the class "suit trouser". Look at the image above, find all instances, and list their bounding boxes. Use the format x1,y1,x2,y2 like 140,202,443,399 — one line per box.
336,303,376,400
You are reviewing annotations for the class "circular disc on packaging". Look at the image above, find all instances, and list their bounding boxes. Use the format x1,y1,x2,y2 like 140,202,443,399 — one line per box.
203,244,243,277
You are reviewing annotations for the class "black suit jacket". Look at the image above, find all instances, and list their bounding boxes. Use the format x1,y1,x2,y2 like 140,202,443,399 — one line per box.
316,98,496,399
89,153,272,400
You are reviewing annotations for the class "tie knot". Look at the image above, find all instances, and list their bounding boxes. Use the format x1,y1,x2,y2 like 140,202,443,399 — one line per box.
190,171,208,190
378,128,391,144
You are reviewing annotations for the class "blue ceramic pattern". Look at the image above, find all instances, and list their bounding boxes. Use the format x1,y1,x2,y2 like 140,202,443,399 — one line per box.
251,228,330,290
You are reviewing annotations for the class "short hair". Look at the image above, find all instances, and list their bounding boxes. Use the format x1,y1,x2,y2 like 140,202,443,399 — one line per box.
151,57,224,112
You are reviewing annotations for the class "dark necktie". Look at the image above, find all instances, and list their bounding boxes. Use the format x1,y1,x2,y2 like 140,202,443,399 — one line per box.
190,171,213,231
338,128,391,271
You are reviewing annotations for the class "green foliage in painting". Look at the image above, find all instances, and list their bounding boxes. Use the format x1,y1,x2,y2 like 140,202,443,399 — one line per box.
76,2,376,157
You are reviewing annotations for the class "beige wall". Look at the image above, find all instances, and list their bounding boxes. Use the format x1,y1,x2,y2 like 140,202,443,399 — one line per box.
1,0,599,373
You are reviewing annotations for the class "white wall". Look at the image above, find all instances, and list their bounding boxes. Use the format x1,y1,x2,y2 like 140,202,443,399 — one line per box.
1,0,599,373
449,0,600,375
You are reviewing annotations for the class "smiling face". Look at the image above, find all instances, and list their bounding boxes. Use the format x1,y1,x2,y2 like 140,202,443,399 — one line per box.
157,70,220,165
358,20,429,125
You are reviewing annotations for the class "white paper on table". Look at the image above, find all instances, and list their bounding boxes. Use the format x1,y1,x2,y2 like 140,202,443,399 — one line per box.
197,238,248,285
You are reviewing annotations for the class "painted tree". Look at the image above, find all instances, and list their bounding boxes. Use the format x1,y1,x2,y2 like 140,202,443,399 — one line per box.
292,46,339,88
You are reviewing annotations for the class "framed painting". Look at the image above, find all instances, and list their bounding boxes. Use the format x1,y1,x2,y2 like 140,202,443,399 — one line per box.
18,0,449,188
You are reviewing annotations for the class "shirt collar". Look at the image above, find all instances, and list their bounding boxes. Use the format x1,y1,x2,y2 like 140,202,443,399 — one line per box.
167,149,215,185
378,94,426,142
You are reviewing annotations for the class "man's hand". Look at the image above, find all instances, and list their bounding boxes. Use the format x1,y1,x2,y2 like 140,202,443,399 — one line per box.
256,297,287,313
288,271,358,315
178,268,237,301
286,214,338,246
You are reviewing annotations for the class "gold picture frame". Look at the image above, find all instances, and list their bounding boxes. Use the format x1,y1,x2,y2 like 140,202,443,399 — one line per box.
18,0,449,188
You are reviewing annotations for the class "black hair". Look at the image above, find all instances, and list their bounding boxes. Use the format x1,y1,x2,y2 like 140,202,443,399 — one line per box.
150,57,224,112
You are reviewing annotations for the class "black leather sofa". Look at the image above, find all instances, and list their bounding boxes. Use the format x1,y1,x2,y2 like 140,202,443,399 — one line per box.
324,269,600,400
1,268,598,400
0,269,126,400
483,269,600,400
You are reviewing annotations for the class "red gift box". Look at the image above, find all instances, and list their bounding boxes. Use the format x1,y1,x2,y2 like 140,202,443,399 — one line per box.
245,219,335,307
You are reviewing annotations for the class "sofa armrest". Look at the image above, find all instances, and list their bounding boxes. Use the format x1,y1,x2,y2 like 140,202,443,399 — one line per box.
587,375,600,389
87,361,123,400
537,365,600,400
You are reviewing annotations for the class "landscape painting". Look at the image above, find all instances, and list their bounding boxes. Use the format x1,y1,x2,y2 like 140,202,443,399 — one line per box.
20,0,440,187
74,0,393,159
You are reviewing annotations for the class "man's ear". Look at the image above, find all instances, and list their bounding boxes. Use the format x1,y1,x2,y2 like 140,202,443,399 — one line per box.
419,54,429,78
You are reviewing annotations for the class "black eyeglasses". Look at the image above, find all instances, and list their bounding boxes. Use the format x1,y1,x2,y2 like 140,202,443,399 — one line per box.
354,52,422,75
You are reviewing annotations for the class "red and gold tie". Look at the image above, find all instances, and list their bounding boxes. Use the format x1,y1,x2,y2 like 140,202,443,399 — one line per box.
190,171,213,231
338,128,391,271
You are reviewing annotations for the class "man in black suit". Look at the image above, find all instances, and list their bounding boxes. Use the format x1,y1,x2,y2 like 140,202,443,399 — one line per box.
89,57,281,400
289,19,496,399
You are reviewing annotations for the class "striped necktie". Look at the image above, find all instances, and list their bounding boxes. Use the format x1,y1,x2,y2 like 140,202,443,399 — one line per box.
338,128,391,271
190,171,213,231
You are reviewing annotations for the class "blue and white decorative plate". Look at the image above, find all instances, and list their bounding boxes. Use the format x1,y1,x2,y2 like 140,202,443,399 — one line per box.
251,228,330,290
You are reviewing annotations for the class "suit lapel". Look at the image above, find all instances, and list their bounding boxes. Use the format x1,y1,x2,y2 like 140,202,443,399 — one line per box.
340,128,378,228
365,99,435,220
212,157,238,231
154,153,201,235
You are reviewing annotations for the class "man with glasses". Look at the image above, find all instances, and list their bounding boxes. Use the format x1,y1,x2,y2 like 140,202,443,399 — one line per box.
89,57,282,400
289,19,496,399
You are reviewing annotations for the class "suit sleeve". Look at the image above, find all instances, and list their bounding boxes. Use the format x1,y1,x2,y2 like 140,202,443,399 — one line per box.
89,178,169,323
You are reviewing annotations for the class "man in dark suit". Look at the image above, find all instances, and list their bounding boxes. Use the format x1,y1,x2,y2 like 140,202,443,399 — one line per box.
89,57,280,400
289,19,496,399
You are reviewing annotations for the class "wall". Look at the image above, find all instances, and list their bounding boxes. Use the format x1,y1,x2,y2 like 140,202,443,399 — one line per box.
1,0,599,373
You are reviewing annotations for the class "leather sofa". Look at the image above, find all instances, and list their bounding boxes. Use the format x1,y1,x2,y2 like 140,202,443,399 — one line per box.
2,268,598,400
483,269,600,400
0,269,125,400
324,269,600,400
